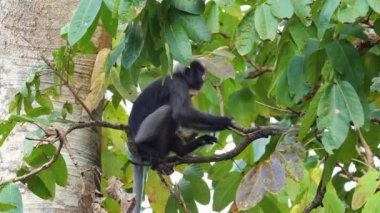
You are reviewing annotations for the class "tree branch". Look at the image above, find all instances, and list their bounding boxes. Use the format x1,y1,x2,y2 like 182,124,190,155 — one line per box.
160,126,287,166
0,129,65,186
246,57,273,79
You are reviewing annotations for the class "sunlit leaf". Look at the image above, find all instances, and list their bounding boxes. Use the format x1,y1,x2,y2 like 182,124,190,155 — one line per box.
352,169,380,210
198,56,235,80
268,0,294,18
363,192,380,213
254,4,278,41
337,0,369,23
290,0,312,26
84,48,110,112
235,10,258,55
336,81,364,127
68,0,102,45
204,1,219,33
146,171,170,212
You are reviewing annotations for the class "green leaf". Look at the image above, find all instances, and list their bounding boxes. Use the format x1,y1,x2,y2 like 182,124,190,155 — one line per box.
165,20,192,65
187,178,210,205
169,0,205,14
204,1,219,33
35,92,53,111
213,172,242,211
314,0,340,38
208,161,233,180
317,84,351,153
25,144,68,187
234,10,257,55
298,85,326,141
174,11,211,43
0,121,16,147
336,81,364,127
287,56,310,102
106,39,125,75
352,169,380,210
268,0,294,18
254,4,278,41
183,164,203,178
178,179,198,213
337,0,369,23
121,22,144,69
100,2,118,37
27,170,56,200
368,0,380,13
290,0,312,26
323,187,344,213
325,40,364,90
0,184,22,213
363,192,380,213
68,0,102,45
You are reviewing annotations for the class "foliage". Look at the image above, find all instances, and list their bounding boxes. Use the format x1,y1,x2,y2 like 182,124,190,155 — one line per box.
1,0,380,212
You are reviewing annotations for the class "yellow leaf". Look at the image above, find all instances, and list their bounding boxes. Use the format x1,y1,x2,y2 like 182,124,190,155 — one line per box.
84,48,110,112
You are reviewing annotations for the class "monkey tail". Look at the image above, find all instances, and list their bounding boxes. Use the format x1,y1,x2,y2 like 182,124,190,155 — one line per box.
133,155,148,213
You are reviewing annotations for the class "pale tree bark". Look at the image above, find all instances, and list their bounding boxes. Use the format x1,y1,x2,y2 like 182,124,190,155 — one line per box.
0,0,107,212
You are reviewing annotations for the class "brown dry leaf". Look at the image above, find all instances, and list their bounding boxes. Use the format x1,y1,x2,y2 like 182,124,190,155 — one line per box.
84,48,110,112
236,165,266,211
106,176,124,200
198,56,235,80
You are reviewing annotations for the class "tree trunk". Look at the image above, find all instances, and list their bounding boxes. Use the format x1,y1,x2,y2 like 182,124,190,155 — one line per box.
0,0,103,212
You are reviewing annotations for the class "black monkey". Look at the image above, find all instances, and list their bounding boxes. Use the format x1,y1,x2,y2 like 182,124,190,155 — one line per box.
129,60,232,212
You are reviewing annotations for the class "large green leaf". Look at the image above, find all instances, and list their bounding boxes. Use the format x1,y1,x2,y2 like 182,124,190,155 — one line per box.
213,172,242,211
254,4,278,41
367,0,380,13
25,144,68,187
297,86,325,141
0,121,16,147
0,184,22,213
323,187,344,213
325,40,364,90
290,0,312,26
314,0,340,38
268,0,294,18
121,22,144,69
317,84,351,153
363,192,380,213
204,1,219,33
27,170,56,200
173,11,211,43
68,0,102,45
234,10,257,55
286,56,310,102
165,20,192,65
337,0,369,23
169,0,205,14
352,169,380,210
336,81,364,127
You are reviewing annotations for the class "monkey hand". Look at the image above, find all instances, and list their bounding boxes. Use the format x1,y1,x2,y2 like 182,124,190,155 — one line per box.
197,135,217,145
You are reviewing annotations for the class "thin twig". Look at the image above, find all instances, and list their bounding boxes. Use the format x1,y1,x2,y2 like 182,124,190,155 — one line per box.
22,37,95,120
161,126,287,166
356,128,374,168
255,101,299,115
157,172,189,212
0,129,64,186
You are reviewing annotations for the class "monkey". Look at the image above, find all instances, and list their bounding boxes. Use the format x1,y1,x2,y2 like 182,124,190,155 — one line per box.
128,60,232,212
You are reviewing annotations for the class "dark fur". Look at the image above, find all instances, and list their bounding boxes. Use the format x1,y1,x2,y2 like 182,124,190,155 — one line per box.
129,60,232,212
